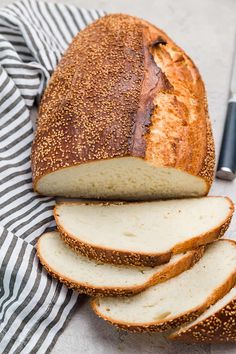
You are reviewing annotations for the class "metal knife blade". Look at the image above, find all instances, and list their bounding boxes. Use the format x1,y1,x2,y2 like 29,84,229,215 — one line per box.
216,33,236,181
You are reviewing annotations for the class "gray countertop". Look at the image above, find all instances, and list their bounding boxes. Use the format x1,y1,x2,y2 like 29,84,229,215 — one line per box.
2,0,236,353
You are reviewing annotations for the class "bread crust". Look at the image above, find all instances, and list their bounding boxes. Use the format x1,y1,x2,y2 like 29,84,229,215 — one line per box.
143,22,215,187
32,14,215,195
37,235,204,297
54,198,234,267
169,292,236,342
91,240,236,332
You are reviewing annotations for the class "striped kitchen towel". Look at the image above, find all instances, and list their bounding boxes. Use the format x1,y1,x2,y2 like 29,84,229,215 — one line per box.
0,1,105,353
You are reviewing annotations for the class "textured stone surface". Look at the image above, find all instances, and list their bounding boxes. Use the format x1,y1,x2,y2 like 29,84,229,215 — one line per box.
3,0,236,352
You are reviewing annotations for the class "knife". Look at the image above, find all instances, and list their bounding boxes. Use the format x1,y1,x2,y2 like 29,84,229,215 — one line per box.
216,38,236,181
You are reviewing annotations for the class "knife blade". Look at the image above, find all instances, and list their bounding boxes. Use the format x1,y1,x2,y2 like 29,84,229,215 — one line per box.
216,35,236,181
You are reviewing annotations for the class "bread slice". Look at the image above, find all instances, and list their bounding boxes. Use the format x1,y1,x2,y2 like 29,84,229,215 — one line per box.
169,287,236,343
32,14,215,201
54,197,233,267
37,231,204,297
91,240,236,332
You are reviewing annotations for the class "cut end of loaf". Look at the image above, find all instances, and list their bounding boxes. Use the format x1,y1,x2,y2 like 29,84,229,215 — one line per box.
32,14,215,197
35,157,208,200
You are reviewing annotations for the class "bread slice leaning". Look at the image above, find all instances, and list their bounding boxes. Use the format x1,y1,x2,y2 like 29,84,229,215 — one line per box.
169,287,236,343
54,197,233,267
37,231,204,297
91,240,236,332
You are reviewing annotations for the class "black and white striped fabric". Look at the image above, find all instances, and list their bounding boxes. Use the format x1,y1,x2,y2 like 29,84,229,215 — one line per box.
0,1,104,352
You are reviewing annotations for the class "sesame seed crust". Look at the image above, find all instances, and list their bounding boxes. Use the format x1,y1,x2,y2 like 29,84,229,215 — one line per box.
54,198,234,267
32,14,169,184
170,295,236,343
32,14,215,194
36,236,204,297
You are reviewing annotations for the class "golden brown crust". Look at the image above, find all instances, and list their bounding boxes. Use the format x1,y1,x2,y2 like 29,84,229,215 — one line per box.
198,113,215,186
169,295,236,342
91,241,236,332
32,14,215,193
37,236,204,297
54,198,234,267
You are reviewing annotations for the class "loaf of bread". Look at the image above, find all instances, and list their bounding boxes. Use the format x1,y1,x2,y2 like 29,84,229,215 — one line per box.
32,12,236,343
54,197,233,267
32,14,215,200
92,240,236,332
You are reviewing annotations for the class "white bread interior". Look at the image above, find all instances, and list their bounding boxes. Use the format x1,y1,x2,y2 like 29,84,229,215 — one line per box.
55,197,232,254
36,157,207,200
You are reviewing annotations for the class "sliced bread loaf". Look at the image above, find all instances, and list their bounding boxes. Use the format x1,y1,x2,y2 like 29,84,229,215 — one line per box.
55,197,233,266
91,240,236,332
32,14,215,201
37,231,203,297
169,287,236,343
